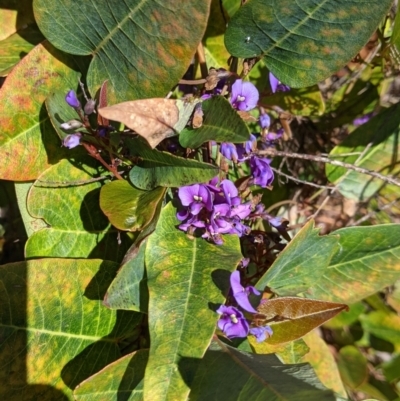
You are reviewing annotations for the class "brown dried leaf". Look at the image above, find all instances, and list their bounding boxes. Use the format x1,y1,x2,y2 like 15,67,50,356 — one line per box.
99,99,180,148
256,297,348,345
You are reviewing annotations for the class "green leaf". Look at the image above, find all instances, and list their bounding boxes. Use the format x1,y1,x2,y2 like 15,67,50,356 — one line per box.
256,297,348,345
143,203,242,401
360,311,400,347
128,139,219,190
302,331,347,398
324,302,367,329
251,338,310,363
306,224,400,304
257,220,339,295
100,180,165,231
381,353,400,382
179,96,250,148
0,25,45,76
391,7,400,58
337,345,368,389
33,0,212,103
190,339,336,401
74,351,148,401
104,238,149,313
326,102,400,201
224,0,392,87
0,259,142,400
25,159,132,261
0,42,83,180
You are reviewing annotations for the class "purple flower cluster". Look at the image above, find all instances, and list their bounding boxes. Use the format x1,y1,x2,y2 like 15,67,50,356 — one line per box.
217,271,273,342
177,178,252,244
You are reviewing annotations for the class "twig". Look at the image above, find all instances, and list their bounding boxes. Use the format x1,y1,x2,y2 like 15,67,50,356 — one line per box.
271,167,333,190
348,198,400,226
196,42,208,79
258,148,400,188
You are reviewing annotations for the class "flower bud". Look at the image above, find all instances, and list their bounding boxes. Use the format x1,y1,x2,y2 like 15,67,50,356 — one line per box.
84,99,96,115
65,90,81,108
60,120,83,130
63,133,82,149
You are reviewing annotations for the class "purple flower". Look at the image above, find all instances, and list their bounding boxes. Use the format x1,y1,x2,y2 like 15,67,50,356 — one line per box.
208,203,232,235
178,184,213,215
217,305,249,339
63,133,81,149
65,90,81,108
230,271,260,313
259,113,271,129
220,179,238,205
245,134,257,153
269,72,290,93
250,156,274,188
353,112,374,126
220,142,238,161
230,79,259,111
249,325,273,342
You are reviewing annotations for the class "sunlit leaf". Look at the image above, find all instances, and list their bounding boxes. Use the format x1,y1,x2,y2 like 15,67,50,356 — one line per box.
100,180,165,232
190,339,336,401
0,25,45,76
337,345,368,389
0,259,142,400
360,311,400,348
128,139,219,190
143,203,242,401
25,158,132,261
302,331,347,398
34,0,212,103
326,102,400,201
179,96,250,148
0,0,35,41
306,224,400,304
99,98,200,148
104,238,148,313
0,42,84,180
257,220,339,295
381,353,400,383
74,351,148,401
225,0,392,87
256,297,348,344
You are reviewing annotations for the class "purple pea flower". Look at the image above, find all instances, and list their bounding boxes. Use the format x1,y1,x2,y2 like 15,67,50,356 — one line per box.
220,179,238,206
353,112,374,126
217,305,249,339
65,90,81,108
63,133,82,149
245,133,257,153
178,184,213,215
230,79,259,111
250,156,274,188
269,72,290,93
230,271,260,313
249,325,273,343
259,113,271,129
220,142,238,161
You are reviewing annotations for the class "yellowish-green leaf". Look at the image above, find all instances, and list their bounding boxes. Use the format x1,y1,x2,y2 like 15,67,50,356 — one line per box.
337,345,368,389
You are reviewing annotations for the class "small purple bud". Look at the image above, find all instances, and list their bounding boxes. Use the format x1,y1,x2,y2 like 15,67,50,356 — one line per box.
259,113,271,129
65,90,81,108
63,133,82,149
84,99,96,115
249,325,273,342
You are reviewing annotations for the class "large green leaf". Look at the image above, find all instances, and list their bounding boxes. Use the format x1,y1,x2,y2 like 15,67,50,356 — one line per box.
0,25,45,76
100,180,165,231
25,158,132,261
306,224,400,304
74,351,148,401
179,96,250,148
326,102,400,201
128,139,219,190
224,0,392,87
256,220,339,295
33,0,212,103
0,259,142,400
143,203,242,401
0,42,83,180
360,311,400,347
189,339,336,400
0,0,35,41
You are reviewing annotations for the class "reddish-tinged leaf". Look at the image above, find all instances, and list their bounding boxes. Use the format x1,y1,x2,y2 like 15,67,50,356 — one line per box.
99,98,199,148
256,297,348,344
0,42,82,180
